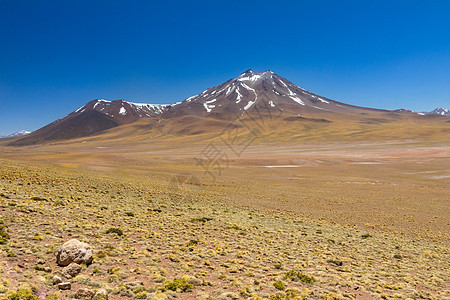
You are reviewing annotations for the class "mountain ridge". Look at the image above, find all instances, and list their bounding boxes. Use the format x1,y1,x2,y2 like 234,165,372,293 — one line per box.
6,70,450,146
424,107,450,115
0,130,31,138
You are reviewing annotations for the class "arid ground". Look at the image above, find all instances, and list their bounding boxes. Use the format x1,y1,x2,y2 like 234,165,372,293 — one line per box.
0,137,449,299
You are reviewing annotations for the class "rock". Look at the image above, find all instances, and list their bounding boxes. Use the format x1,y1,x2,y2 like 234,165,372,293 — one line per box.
44,266,52,272
56,239,93,266
75,288,95,299
37,259,45,264
62,262,82,278
52,275,63,285
92,289,108,300
57,282,72,290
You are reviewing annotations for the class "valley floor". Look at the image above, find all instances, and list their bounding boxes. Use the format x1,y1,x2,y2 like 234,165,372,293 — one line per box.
0,140,449,299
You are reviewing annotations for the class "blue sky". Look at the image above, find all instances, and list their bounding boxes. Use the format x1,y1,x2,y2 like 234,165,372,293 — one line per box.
1,0,449,135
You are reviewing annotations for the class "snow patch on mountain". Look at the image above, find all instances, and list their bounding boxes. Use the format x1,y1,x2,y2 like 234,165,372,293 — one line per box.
235,86,243,103
424,107,449,115
1,130,31,138
203,99,217,112
93,99,109,109
289,96,305,105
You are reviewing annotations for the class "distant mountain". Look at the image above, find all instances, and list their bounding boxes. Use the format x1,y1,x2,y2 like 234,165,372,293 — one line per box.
6,70,449,146
8,111,120,146
423,107,450,116
0,130,31,138
8,99,167,146
163,69,385,119
393,109,416,114
77,99,169,124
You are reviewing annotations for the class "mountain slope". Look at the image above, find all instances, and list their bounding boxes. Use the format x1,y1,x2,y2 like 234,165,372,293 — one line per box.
8,111,121,146
7,99,168,146
5,70,449,147
162,69,386,120
0,130,31,138
76,99,168,123
424,107,450,115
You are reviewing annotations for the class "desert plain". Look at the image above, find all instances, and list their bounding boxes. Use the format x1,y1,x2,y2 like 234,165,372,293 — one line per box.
0,117,449,300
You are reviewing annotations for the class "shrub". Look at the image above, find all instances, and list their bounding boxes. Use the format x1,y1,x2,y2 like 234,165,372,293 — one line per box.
134,291,148,299
226,225,242,230
190,217,212,223
187,239,199,246
7,249,17,257
106,228,123,236
31,196,47,201
0,221,10,244
7,289,37,300
273,281,285,290
96,251,107,259
361,233,371,239
164,278,193,292
283,270,316,284
327,259,343,266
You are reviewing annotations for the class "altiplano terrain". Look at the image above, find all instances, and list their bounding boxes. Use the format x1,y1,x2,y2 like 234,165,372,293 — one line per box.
0,137,449,299
0,70,449,299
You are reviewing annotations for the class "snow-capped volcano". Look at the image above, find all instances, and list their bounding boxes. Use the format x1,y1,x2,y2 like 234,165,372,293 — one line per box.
163,69,375,119
0,130,31,138
424,107,450,116
9,69,447,147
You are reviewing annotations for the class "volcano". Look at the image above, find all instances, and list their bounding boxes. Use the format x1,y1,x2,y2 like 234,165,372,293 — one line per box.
7,69,448,146
162,69,385,119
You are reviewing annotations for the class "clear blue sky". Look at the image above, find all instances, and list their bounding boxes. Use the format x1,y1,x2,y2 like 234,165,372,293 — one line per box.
1,0,449,135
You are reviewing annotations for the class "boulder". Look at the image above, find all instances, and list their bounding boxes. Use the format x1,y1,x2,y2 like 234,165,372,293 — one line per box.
75,288,95,299
52,275,63,285
62,262,82,278
56,239,93,266
57,282,72,290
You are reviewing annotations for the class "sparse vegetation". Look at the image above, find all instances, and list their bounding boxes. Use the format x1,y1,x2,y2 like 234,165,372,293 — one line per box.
164,278,193,292
106,228,123,236
190,217,212,223
327,259,343,266
7,289,37,300
284,270,316,284
30,196,47,201
0,144,448,300
273,280,285,290
0,221,9,244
